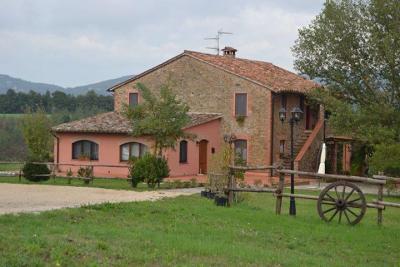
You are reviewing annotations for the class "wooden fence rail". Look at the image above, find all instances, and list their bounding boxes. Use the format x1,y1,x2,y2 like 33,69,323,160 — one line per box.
225,165,400,226
0,161,131,183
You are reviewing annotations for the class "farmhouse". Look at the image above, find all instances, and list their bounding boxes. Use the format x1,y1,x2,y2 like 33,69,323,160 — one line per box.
52,47,345,183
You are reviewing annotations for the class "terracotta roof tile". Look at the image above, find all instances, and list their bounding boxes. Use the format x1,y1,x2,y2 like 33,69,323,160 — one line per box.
52,111,222,134
184,50,319,93
108,50,319,94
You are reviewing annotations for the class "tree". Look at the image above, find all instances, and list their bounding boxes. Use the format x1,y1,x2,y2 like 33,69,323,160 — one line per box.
124,82,192,156
21,107,52,161
293,0,400,174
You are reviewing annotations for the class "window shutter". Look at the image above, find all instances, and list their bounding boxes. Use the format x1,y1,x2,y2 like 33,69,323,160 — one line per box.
235,93,247,116
129,93,138,107
179,140,188,163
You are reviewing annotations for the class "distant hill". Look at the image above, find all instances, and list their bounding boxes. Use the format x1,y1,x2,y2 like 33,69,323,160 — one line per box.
0,74,134,95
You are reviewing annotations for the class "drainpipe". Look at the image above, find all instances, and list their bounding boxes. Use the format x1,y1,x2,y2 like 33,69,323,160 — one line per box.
270,93,275,176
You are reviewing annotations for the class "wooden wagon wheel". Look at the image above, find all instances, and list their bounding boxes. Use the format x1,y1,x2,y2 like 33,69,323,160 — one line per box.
317,181,367,225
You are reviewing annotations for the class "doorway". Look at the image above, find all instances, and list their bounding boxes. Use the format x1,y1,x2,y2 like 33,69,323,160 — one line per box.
305,105,312,130
198,140,208,174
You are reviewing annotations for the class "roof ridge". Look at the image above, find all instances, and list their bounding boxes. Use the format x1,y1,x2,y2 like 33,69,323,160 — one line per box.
184,50,273,65
185,50,312,80
108,49,318,93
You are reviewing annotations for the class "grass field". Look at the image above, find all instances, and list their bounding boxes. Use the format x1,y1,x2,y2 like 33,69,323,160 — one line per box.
0,163,23,171
0,176,198,191
0,191,399,266
0,113,24,118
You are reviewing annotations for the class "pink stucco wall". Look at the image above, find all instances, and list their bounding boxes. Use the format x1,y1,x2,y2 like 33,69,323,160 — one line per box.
165,119,221,177
54,118,221,178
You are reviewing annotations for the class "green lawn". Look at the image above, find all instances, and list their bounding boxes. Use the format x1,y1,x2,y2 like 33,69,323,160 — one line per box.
0,113,24,118
0,192,399,266
0,176,198,191
0,163,23,171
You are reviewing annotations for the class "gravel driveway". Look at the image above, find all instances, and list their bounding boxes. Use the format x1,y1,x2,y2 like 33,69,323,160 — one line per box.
0,183,201,215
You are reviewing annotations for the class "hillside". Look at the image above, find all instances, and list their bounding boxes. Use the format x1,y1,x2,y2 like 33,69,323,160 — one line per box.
0,74,134,95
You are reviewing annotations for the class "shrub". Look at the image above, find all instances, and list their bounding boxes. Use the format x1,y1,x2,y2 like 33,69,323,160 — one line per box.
369,144,400,177
190,178,198,187
77,166,93,184
172,180,183,188
22,162,50,182
254,179,263,188
207,144,232,192
163,181,173,189
66,168,73,177
130,154,169,188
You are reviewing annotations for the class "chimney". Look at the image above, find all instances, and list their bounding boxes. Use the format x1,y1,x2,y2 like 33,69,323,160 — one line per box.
221,46,237,58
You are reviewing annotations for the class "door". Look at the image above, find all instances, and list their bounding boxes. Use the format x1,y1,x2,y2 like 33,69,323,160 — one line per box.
198,140,208,174
305,106,311,130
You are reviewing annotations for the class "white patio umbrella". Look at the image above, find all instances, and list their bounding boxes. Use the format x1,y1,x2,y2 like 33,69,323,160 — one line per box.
317,143,327,174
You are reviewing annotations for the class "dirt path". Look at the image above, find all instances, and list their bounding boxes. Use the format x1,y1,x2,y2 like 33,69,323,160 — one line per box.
0,183,201,215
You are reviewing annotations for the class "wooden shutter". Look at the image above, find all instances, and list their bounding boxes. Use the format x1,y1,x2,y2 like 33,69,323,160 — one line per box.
235,93,247,116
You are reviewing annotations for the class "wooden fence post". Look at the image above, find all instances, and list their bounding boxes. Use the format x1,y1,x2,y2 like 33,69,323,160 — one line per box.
18,168,22,182
227,170,233,207
51,164,56,183
377,183,383,225
90,166,94,184
275,171,285,215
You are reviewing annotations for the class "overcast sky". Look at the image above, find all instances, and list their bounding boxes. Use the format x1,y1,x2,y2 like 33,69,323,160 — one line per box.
0,0,325,87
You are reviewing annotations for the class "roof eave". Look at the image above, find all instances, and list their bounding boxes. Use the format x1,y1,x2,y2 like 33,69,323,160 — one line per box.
106,52,186,92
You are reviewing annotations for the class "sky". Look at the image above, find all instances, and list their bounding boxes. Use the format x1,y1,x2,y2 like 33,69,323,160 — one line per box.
0,0,325,87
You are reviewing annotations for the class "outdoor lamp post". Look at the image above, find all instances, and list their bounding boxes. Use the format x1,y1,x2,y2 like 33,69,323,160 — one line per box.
279,106,303,216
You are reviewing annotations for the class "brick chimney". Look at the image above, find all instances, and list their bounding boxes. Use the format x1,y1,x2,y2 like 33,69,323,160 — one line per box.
221,46,237,58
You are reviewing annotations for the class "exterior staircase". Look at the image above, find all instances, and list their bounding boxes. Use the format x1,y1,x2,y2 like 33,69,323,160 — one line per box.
281,130,312,169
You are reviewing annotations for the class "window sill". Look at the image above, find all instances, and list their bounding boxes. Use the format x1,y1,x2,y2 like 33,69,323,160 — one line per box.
179,162,188,165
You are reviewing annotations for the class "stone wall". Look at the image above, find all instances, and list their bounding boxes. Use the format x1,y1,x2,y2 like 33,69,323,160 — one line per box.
113,55,273,166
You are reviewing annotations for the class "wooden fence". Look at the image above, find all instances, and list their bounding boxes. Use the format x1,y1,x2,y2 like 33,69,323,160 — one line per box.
226,165,400,226
0,161,131,183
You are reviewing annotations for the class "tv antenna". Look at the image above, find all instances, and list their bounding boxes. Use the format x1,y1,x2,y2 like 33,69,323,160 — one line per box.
205,29,233,55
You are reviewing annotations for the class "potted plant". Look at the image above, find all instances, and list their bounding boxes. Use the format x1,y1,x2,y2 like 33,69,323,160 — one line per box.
78,154,90,161
214,193,228,206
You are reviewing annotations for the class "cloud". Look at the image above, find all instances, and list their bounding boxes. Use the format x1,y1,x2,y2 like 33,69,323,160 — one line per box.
0,0,324,87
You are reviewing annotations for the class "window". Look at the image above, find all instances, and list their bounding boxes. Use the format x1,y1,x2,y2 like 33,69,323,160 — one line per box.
120,142,147,161
129,93,138,107
234,139,247,165
235,93,247,116
72,140,99,160
179,140,188,163
279,140,285,157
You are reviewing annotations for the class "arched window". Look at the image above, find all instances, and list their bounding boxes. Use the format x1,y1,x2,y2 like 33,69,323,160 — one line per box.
234,139,247,165
179,140,188,163
72,140,99,160
120,142,148,161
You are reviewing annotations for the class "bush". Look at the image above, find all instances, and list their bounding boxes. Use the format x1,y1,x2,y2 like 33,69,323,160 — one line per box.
172,180,183,189
190,178,198,187
130,154,169,188
369,144,400,177
22,162,50,182
77,166,93,184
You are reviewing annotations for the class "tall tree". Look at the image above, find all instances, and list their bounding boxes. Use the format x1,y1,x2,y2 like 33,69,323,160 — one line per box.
293,0,400,147
293,0,400,144
21,107,53,161
293,0,400,175
125,82,192,156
